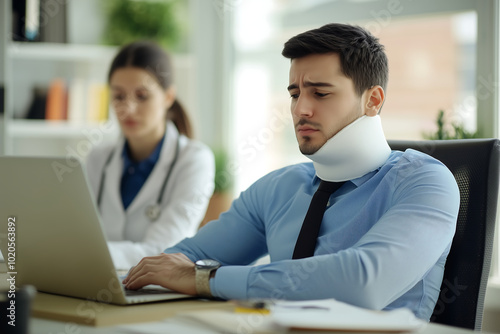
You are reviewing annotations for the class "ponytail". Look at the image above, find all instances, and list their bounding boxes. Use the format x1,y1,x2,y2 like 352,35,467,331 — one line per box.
167,99,193,139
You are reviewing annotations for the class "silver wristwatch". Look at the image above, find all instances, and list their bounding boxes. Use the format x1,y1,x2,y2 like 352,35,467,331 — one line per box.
195,259,221,298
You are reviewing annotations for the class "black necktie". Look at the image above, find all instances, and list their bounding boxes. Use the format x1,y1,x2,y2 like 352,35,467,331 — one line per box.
292,180,345,259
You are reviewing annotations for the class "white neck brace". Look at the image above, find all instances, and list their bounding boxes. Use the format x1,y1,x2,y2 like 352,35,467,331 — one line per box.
305,115,391,182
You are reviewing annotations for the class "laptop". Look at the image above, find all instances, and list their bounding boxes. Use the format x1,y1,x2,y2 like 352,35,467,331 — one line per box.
0,156,192,304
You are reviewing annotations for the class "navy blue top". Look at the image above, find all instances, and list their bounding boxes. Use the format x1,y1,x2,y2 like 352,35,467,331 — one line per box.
120,136,165,209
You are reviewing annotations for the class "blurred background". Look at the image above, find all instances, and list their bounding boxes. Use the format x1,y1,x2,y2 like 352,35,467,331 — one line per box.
1,0,495,194
0,0,499,329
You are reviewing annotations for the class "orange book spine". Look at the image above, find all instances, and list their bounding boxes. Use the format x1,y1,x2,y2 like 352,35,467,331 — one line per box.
45,78,67,121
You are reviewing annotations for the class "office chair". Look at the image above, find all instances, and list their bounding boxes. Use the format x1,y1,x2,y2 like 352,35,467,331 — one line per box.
388,139,500,331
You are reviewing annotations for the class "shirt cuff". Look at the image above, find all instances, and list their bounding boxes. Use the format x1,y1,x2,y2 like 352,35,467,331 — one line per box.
210,265,253,300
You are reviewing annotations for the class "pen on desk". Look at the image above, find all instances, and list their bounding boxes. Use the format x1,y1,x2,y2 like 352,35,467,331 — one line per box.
278,305,330,311
233,300,272,314
233,300,331,314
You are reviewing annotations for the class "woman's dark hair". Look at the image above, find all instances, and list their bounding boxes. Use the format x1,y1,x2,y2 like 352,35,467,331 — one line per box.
108,41,193,138
282,23,388,97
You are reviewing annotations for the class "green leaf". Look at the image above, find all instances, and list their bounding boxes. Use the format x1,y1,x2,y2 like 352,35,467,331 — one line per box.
101,0,186,51
422,110,481,140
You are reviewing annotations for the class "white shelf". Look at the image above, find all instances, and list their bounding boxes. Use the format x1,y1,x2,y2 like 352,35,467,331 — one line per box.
0,1,195,155
7,42,195,67
8,119,120,139
7,42,118,62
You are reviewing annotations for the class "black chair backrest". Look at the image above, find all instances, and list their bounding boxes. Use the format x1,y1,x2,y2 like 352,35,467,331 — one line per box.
388,139,500,330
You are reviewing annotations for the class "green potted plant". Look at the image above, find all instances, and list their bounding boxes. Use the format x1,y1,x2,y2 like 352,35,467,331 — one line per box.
200,148,234,227
101,0,187,51
423,110,481,140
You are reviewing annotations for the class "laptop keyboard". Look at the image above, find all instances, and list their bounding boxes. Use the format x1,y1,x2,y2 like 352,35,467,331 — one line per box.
123,285,174,296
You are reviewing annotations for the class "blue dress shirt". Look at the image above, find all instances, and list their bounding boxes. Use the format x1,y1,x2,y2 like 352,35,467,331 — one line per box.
121,137,165,209
164,149,460,320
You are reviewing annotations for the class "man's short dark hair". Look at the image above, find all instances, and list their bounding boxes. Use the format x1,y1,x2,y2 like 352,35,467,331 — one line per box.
282,23,388,96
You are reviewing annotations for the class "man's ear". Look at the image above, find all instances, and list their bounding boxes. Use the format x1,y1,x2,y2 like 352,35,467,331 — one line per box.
363,85,385,116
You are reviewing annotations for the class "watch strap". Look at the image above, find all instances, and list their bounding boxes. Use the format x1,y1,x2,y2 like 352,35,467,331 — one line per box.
195,267,213,298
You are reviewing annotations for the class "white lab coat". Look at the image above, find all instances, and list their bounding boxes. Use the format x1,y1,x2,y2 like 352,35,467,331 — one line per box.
85,121,215,269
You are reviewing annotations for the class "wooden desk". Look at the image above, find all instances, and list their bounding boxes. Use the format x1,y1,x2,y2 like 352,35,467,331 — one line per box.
25,292,496,334
2,269,497,334
28,313,493,334
31,292,233,326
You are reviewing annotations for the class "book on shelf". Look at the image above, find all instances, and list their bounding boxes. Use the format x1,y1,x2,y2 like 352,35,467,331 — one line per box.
86,82,109,123
45,78,67,121
26,86,48,120
39,0,68,43
0,86,4,115
26,78,109,123
12,0,68,43
67,78,86,123
12,0,41,42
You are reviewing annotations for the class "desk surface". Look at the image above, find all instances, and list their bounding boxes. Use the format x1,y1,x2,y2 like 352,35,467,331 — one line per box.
1,267,496,334
31,292,233,326
28,293,236,333
23,292,497,334
28,313,490,334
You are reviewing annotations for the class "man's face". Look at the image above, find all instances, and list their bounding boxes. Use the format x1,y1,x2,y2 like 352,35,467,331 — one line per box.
288,53,366,155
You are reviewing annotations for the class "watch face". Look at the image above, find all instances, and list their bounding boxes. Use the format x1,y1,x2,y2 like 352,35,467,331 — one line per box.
196,259,220,269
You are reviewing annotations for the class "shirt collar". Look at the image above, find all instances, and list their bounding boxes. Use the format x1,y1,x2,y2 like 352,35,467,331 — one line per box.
122,135,165,173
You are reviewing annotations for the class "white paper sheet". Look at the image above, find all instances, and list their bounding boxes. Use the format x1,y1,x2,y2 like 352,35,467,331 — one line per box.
271,299,426,332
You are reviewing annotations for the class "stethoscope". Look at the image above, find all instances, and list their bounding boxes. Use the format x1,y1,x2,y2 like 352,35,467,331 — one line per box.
97,136,181,222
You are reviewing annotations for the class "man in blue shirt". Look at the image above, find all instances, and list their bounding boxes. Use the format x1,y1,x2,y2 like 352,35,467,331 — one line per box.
123,23,459,320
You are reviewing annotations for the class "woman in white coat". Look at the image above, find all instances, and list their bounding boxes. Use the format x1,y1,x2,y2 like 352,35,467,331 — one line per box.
86,41,215,270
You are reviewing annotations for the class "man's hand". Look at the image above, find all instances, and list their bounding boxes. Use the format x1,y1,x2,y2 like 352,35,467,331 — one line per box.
122,253,197,295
